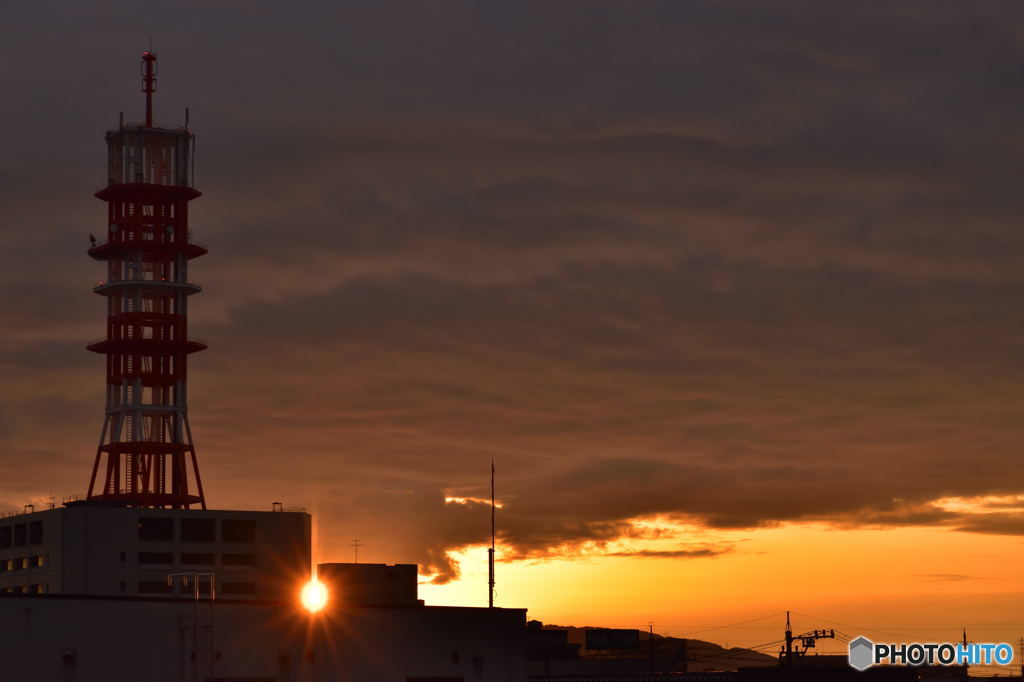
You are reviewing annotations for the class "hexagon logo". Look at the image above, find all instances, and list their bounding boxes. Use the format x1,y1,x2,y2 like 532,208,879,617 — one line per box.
848,636,875,671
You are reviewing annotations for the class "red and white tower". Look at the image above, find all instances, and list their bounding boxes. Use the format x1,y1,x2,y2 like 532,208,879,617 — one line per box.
86,51,207,509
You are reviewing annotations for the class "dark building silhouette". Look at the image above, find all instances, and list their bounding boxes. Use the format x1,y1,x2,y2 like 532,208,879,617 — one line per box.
318,562,422,606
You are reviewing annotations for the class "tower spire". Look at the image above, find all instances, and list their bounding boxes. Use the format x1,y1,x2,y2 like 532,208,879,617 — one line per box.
142,50,157,127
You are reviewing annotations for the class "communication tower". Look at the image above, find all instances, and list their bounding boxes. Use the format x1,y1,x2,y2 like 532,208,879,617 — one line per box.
85,51,207,509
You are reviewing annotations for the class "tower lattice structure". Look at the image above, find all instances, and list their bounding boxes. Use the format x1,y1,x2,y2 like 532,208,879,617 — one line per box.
86,51,207,509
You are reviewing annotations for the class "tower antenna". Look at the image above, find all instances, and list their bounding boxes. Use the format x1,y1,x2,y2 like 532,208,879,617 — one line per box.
488,459,496,608
142,50,157,127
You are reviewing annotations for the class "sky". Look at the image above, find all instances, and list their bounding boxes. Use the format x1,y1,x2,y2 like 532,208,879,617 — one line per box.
1,0,1024,657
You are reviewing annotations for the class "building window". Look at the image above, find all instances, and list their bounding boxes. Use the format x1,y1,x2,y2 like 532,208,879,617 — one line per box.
222,520,256,543
221,582,256,596
13,524,26,547
31,555,44,568
181,518,215,543
0,526,10,549
138,552,174,565
137,581,173,595
138,517,174,542
28,521,42,545
181,552,215,566
18,557,28,570
221,553,256,567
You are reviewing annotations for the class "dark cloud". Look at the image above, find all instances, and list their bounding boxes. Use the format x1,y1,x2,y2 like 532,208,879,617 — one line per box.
915,574,984,582
1,0,1023,575
606,546,733,560
953,514,1024,536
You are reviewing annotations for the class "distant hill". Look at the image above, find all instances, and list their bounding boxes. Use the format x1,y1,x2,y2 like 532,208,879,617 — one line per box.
538,623,778,674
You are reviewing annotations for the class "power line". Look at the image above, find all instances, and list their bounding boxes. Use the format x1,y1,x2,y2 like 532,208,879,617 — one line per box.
791,611,944,640
672,611,787,637
659,624,784,630
791,611,1024,636
686,639,786,657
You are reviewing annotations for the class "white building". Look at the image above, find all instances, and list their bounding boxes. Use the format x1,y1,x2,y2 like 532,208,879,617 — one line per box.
0,504,310,600
0,590,527,681
0,504,529,681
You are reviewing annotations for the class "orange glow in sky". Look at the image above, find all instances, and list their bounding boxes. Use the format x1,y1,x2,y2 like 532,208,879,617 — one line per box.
444,496,504,508
419,519,1024,657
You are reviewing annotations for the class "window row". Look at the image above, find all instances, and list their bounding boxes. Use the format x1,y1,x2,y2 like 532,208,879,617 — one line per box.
0,584,44,594
138,517,256,543
0,555,45,572
133,551,255,567
0,521,43,549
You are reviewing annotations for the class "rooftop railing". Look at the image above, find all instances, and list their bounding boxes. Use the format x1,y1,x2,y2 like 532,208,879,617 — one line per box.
90,238,207,250
86,336,207,347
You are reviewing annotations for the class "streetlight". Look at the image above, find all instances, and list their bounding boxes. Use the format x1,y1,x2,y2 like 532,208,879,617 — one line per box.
168,571,216,682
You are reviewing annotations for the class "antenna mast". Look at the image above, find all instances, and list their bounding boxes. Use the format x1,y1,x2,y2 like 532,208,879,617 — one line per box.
142,50,157,127
488,459,496,608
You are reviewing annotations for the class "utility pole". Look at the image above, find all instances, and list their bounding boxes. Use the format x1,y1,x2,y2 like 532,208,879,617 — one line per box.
1018,637,1022,678
784,611,793,666
350,538,362,563
781,612,834,670
488,459,495,608
649,621,655,675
